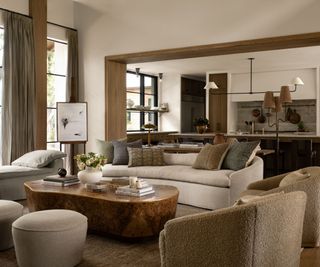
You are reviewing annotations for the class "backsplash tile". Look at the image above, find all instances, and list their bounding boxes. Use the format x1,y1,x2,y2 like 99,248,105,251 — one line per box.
236,100,316,133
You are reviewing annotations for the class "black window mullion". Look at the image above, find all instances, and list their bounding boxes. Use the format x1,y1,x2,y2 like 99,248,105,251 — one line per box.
153,77,158,126
140,74,145,130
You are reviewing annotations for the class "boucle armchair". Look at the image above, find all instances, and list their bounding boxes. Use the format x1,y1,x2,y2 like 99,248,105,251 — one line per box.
159,191,306,267
242,166,320,247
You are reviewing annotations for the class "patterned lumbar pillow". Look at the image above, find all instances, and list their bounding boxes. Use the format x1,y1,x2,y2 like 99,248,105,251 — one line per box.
112,139,142,165
127,147,165,167
279,170,311,187
222,141,260,171
192,143,230,170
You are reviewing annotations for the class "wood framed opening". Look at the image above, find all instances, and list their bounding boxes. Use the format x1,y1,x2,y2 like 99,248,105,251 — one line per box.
104,32,320,140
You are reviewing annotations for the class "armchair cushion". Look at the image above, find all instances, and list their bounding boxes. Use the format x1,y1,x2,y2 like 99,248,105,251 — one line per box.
279,170,310,187
234,191,284,205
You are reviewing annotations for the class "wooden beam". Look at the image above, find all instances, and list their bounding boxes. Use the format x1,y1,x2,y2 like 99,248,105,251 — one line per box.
106,32,320,64
29,0,47,149
105,60,127,141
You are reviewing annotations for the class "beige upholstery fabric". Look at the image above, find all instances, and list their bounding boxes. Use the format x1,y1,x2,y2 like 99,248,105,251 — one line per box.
0,200,23,250
243,166,320,247
12,209,87,267
163,153,198,166
234,191,284,205
192,143,229,170
159,192,306,267
279,170,310,187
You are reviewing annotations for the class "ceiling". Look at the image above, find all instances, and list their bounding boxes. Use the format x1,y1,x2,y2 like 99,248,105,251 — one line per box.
127,45,320,79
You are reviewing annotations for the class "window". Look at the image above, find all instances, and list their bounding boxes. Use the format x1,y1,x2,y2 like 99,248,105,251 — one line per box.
0,28,3,164
126,71,158,131
47,39,68,150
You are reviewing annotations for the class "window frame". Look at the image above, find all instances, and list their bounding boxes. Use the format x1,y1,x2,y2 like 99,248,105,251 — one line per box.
126,71,158,132
46,38,68,148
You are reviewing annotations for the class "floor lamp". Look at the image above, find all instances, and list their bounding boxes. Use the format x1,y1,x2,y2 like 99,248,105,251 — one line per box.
263,82,303,174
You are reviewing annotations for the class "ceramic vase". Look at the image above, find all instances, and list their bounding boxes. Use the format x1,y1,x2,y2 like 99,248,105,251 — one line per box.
78,167,102,184
196,125,207,134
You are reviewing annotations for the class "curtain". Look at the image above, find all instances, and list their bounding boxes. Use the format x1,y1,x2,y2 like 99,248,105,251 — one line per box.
65,29,80,174
2,12,36,165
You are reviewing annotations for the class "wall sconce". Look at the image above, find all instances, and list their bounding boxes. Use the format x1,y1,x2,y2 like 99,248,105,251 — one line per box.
159,73,163,82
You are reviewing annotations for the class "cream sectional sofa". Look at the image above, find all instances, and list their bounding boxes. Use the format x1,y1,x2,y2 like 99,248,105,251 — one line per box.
102,153,264,209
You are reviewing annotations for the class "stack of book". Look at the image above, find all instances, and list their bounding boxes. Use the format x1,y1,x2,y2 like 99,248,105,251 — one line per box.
43,175,80,187
115,182,154,197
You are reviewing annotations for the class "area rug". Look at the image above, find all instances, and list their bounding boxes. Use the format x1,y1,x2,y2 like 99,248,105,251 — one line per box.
0,204,206,267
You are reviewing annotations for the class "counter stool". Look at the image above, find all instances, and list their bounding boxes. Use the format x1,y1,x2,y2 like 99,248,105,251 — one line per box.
12,209,88,267
0,200,23,250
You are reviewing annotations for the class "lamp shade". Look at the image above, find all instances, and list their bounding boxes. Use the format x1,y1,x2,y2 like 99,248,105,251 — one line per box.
204,81,218,90
292,77,304,86
263,91,275,109
273,96,282,112
280,85,292,104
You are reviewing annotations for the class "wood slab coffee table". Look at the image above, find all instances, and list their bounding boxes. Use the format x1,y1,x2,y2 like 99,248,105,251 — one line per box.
24,180,179,238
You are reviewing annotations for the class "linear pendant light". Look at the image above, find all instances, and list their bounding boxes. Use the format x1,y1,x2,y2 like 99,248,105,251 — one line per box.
204,58,303,95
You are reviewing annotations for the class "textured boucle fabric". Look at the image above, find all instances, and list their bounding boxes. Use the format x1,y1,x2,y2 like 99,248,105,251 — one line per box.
127,148,165,167
244,166,320,247
159,191,306,267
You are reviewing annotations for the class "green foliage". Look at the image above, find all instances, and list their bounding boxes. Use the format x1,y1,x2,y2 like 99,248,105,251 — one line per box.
193,117,209,126
74,152,107,170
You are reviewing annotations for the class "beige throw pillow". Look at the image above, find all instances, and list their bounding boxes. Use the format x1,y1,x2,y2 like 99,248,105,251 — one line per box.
279,170,311,187
192,143,230,170
234,192,284,206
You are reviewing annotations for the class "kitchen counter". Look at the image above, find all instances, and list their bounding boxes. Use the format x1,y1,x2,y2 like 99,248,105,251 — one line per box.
169,132,320,142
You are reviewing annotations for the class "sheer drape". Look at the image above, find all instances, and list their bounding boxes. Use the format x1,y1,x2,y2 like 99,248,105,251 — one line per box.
65,29,79,174
2,12,35,164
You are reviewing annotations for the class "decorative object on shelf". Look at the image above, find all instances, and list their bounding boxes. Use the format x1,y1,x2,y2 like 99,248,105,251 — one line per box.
135,67,140,77
263,81,304,174
74,152,107,184
142,123,157,146
193,117,209,134
57,168,67,177
297,121,305,132
257,108,266,123
204,58,304,96
160,103,169,111
126,99,134,108
213,134,225,145
57,102,88,142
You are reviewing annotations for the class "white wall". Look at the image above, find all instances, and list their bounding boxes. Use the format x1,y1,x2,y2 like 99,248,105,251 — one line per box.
0,0,28,14
74,0,320,151
159,74,181,132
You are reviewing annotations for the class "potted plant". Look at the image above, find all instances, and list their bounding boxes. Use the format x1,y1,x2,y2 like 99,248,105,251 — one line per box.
74,152,107,184
193,117,209,134
297,121,305,132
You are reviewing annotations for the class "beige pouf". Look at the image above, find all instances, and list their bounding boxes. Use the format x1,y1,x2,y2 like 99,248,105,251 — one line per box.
12,209,88,267
0,200,23,250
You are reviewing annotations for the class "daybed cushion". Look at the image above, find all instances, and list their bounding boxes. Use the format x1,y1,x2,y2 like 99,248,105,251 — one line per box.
0,165,59,180
12,150,66,168
102,164,233,188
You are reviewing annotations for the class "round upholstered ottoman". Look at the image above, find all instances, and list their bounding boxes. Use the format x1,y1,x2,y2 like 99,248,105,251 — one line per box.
0,200,23,250
12,209,87,267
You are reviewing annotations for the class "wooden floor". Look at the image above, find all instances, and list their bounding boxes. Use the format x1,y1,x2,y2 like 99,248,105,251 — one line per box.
300,248,320,266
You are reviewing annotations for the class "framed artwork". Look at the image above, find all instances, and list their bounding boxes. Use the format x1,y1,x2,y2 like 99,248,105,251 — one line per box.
57,102,88,142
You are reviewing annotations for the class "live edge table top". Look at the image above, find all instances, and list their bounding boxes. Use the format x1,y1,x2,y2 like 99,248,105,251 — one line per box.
24,180,179,238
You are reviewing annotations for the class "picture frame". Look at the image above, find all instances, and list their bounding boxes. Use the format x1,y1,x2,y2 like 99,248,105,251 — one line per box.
57,102,88,142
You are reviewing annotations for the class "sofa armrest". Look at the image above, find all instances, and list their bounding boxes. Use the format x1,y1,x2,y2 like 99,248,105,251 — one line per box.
247,172,288,191
228,156,263,205
159,205,256,267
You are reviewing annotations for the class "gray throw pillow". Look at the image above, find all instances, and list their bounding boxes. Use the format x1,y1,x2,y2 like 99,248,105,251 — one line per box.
12,150,67,168
112,139,142,165
222,141,260,171
96,138,126,164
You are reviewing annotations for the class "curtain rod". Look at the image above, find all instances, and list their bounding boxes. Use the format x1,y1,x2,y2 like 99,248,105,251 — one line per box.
0,7,77,32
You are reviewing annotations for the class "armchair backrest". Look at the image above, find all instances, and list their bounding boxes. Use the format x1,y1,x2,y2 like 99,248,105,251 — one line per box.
160,191,306,267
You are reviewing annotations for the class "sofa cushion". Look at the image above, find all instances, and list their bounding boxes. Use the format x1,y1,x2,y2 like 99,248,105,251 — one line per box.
102,164,233,188
163,153,198,166
128,147,165,167
96,138,126,164
112,139,142,165
222,141,260,171
193,143,229,170
279,170,311,187
11,150,66,168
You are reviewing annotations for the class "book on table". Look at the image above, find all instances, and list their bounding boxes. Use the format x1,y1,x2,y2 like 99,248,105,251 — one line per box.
43,175,80,186
115,183,154,197
115,189,155,197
